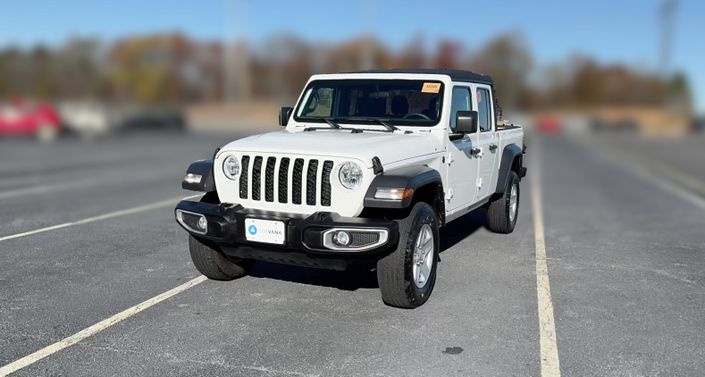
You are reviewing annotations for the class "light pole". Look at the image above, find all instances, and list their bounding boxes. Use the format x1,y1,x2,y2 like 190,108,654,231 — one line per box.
224,0,250,101
659,0,677,76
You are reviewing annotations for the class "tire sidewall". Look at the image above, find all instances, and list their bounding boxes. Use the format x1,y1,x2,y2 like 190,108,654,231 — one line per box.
504,172,520,231
403,203,439,303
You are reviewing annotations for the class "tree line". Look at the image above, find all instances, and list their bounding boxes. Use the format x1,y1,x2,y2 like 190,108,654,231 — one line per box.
0,32,691,112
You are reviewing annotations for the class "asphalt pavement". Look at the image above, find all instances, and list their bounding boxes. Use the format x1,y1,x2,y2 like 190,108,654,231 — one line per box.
1,130,704,376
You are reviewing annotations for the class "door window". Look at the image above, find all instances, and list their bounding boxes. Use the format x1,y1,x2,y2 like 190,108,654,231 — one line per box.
450,87,471,132
476,88,492,132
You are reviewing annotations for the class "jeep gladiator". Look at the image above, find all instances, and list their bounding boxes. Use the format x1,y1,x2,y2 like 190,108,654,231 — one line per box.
175,69,526,308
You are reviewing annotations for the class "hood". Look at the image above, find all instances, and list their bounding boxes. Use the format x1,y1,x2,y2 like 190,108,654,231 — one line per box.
220,129,442,167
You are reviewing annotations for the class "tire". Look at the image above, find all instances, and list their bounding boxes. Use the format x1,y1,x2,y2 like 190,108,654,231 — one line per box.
189,236,250,281
487,171,520,234
187,191,249,280
377,202,439,309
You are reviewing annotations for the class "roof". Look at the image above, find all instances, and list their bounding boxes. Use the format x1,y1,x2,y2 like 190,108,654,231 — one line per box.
345,68,493,85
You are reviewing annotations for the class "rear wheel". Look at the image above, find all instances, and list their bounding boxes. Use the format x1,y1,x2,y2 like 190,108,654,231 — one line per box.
487,171,520,234
377,202,439,309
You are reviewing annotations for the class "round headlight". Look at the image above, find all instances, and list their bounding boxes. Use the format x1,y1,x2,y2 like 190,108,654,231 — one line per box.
222,155,240,180
338,161,363,190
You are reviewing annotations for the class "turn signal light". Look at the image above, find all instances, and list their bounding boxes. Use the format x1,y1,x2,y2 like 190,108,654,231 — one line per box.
374,187,414,200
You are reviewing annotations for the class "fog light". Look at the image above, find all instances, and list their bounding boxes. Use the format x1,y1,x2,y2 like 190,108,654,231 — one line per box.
332,230,351,246
320,228,390,251
197,216,207,231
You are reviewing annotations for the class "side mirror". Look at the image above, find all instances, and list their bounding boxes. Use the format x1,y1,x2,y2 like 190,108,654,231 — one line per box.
279,106,293,127
456,110,478,134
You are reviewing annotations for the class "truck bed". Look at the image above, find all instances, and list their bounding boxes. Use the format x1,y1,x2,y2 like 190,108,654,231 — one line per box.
496,124,524,154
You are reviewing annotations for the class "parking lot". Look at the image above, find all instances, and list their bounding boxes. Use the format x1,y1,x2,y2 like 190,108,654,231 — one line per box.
1,130,704,376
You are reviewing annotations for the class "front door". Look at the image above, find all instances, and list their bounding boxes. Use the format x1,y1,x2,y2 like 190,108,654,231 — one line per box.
445,85,479,212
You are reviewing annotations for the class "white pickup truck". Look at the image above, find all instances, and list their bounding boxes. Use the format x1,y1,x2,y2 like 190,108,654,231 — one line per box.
176,69,526,308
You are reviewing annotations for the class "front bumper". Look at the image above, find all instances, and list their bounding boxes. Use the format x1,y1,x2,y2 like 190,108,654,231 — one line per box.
174,200,399,270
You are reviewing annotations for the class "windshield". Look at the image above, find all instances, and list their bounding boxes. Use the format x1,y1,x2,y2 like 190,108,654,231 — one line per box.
294,79,444,126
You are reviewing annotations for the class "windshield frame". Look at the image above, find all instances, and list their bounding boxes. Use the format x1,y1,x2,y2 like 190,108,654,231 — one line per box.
293,79,445,127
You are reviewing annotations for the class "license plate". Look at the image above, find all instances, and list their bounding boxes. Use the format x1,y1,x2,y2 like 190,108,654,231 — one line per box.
244,218,285,245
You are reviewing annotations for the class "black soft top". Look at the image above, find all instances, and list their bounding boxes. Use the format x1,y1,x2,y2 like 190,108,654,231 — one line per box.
346,68,493,86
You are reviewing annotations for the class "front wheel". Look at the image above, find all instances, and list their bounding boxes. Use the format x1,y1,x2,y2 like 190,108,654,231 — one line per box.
377,202,439,309
189,236,250,281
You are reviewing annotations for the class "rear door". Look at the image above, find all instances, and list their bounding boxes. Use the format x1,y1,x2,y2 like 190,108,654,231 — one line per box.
445,85,479,212
472,84,498,200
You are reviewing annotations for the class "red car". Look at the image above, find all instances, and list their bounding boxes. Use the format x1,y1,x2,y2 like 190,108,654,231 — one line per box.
0,99,62,141
535,116,562,135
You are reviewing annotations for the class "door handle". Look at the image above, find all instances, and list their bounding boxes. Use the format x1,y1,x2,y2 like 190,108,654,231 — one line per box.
470,147,481,155
489,144,498,151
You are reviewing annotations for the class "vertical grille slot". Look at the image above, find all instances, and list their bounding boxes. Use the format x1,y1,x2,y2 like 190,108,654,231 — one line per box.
292,158,304,205
252,156,263,201
265,157,276,202
239,156,250,199
306,160,319,205
321,160,333,206
278,158,290,203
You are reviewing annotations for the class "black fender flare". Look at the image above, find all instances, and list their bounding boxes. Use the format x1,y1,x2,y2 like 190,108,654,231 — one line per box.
364,165,443,209
182,159,216,192
494,144,523,194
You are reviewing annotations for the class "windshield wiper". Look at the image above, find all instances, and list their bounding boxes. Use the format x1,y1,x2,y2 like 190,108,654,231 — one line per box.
373,119,398,132
322,118,341,129
303,118,342,132
304,117,399,133
332,117,398,132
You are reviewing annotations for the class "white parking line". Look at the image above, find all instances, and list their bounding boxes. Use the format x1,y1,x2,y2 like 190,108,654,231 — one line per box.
0,174,72,190
0,194,200,243
625,160,705,211
570,135,705,211
0,170,183,201
0,178,98,200
531,139,561,377
646,159,705,198
0,275,207,377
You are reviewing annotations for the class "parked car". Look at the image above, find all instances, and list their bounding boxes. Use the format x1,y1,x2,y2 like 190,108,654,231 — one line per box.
60,102,187,137
535,116,562,134
58,101,112,138
175,69,526,308
590,117,639,133
117,107,186,132
0,99,62,142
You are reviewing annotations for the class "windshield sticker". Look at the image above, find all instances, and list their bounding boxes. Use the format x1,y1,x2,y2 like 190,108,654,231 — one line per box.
421,82,441,93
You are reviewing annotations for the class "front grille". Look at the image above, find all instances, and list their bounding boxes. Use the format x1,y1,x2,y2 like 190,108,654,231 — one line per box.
278,158,290,203
251,156,263,201
239,156,250,199
240,155,333,207
292,158,304,205
306,160,318,205
321,161,333,206
265,157,276,202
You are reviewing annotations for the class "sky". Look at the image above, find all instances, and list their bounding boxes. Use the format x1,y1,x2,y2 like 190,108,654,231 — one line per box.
1,0,703,112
